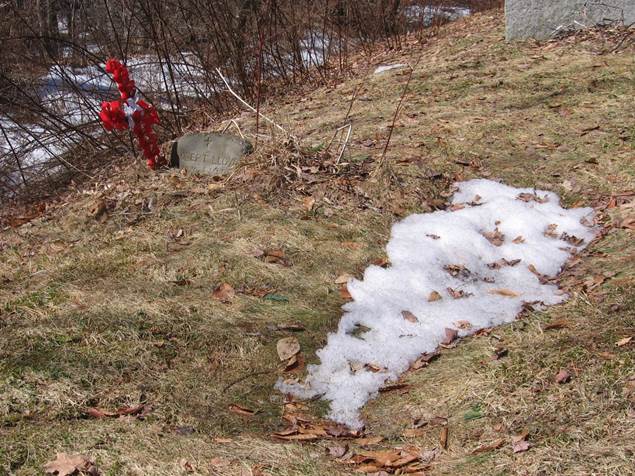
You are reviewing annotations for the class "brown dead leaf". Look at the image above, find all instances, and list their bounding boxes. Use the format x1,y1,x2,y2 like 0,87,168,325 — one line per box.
487,258,521,269
482,228,505,246
492,347,508,360
284,353,305,372
447,287,472,299
439,427,449,449
511,433,531,453
356,436,384,447
339,284,352,300
427,290,442,302
512,235,525,244
544,223,558,238
228,404,258,416
543,320,569,330
327,444,348,458
335,273,353,284
402,310,419,323
371,257,390,268
303,196,316,212
411,351,439,370
213,283,235,303
471,438,505,454
488,288,521,298
528,264,550,284
180,459,195,473
277,337,301,361
402,428,426,438
560,232,584,246
210,457,232,468
616,336,633,347
555,369,571,384
342,241,362,250
44,453,97,476
441,328,458,345
517,192,548,204
455,320,472,330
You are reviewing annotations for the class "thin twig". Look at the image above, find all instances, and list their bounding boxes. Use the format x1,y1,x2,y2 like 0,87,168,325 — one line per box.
336,124,352,165
216,68,296,141
374,61,419,174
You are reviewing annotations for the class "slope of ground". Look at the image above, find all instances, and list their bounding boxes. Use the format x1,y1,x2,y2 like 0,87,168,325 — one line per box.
1,11,634,476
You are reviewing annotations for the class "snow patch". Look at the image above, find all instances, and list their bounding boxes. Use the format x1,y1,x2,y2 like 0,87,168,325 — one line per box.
276,179,598,429
374,64,408,75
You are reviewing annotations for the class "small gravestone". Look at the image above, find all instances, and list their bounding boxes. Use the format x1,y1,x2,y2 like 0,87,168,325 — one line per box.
506,0,635,40
170,132,252,176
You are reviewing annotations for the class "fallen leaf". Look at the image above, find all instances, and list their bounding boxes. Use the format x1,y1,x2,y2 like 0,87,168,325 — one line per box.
446,287,472,299
555,369,571,384
489,288,521,297
213,283,235,303
455,320,472,330
284,353,305,372
339,284,352,300
302,196,316,212
544,223,558,238
228,404,257,416
327,444,348,458
44,453,97,476
439,427,449,449
420,448,438,463
277,337,301,361
511,433,531,453
543,320,569,330
487,258,521,269
335,273,353,284
528,264,550,284
356,436,384,447
180,459,195,473
402,310,419,323
482,228,505,246
411,351,438,369
210,457,232,468
427,290,442,302
492,347,508,360
616,336,632,347
471,438,505,454
560,232,584,246
512,235,525,244
342,241,362,250
402,428,426,438
371,257,390,267
263,248,288,265
441,328,458,345
517,193,548,204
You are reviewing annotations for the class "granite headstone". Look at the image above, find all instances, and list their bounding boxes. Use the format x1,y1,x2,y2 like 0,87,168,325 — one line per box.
170,132,252,176
506,0,635,40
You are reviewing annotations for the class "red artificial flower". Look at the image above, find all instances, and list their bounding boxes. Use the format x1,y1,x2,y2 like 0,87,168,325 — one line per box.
99,58,162,169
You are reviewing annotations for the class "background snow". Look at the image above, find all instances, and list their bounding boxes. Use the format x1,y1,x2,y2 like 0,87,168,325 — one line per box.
277,179,598,429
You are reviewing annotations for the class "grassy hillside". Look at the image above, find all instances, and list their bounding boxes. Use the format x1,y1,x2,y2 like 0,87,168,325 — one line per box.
1,11,633,476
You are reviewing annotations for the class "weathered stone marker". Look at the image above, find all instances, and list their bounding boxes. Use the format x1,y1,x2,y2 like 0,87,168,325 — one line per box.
506,0,635,40
170,132,252,176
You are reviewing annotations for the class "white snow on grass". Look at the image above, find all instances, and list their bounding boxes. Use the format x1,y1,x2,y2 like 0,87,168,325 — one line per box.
276,179,598,429
374,64,409,75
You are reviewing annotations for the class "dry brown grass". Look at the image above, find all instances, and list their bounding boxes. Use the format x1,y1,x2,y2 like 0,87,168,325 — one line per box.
1,11,634,476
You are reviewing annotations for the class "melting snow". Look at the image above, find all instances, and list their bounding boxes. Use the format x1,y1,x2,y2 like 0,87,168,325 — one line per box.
374,64,409,75
277,179,598,429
